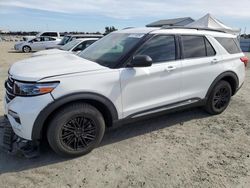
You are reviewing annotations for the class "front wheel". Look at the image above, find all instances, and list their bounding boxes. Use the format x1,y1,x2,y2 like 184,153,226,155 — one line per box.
205,80,232,115
22,45,31,53
47,103,105,157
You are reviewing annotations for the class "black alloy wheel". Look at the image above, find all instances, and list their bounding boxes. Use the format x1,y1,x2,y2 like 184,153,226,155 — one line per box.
60,116,97,151
47,103,105,157
205,80,232,115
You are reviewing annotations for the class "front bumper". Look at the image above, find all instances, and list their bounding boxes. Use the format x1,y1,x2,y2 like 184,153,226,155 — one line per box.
14,45,22,51
4,93,54,140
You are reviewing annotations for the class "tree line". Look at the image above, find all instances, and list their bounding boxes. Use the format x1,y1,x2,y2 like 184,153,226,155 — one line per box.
0,26,118,36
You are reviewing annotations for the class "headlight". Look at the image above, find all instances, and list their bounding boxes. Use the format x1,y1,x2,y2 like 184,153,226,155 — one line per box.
13,81,59,96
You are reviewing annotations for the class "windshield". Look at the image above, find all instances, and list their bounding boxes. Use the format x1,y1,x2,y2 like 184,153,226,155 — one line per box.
60,40,80,51
59,36,71,45
78,33,145,68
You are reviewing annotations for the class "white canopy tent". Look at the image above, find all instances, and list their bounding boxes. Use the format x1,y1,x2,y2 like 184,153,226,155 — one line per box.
187,14,241,35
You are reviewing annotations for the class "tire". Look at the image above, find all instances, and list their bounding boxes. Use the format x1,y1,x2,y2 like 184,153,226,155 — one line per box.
47,103,105,157
205,80,232,115
22,45,31,53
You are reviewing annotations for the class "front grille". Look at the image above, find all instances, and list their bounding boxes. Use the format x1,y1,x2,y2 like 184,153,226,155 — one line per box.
5,76,16,103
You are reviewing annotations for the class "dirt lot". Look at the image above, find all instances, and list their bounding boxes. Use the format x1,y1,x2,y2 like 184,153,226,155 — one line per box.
0,42,250,188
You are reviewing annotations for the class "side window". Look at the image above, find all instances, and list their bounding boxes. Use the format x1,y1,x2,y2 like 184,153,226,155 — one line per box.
73,43,85,52
49,37,56,41
215,37,241,54
32,37,42,42
85,40,96,48
182,35,206,58
43,37,50,41
135,35,176,63
205,38,216,56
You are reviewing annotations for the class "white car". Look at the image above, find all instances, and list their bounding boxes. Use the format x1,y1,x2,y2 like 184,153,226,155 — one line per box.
58,34,103,46
3,27,248,157
14,36,61,53
32,38,98,57
23,31,61,41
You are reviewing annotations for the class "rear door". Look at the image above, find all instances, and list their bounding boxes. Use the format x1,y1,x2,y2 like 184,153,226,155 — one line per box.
179,35,224,101
44,37,57,49
120,35,182,118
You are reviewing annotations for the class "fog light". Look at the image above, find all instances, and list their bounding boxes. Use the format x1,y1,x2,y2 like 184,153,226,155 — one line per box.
8,110,21,124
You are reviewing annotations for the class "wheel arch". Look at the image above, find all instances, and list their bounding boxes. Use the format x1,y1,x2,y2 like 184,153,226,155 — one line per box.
32,92,119,140
205,71,239,99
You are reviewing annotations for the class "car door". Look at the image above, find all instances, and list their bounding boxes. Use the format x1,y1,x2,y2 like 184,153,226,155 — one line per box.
29,37,44,51
120,35,182,118
179,35,224,101
43,37,57,49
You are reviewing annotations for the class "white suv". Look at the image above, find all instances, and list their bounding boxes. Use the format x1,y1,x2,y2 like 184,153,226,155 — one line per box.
3,27,248,157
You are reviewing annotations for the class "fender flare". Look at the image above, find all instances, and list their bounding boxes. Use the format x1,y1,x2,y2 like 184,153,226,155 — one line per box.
205,71,239,99
32,92,118,140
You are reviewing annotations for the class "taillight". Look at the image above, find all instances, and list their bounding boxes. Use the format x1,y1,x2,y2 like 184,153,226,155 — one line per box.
240,56,249,67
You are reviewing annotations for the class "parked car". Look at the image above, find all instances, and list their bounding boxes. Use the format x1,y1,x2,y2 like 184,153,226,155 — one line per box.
4,27,248,157
58,34,103,46
32,38,98,57
14,36,61,52
23,31,62,41
37,31,61,38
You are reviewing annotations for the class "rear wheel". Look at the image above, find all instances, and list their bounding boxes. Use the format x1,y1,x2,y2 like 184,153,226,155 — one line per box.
205,80,232,115
22,45,31,53
47,103,105,157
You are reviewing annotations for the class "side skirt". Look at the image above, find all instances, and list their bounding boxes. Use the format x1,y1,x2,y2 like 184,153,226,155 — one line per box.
113,98,206,127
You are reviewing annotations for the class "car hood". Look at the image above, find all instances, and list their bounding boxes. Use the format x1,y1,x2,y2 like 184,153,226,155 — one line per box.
9,53,106,82
32,49,68,57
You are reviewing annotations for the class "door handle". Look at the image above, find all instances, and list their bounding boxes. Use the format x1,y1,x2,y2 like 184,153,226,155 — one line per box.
211,59,219,64
165,66,176,72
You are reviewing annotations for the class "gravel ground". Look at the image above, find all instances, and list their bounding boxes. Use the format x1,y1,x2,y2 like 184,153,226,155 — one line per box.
0,42,250,188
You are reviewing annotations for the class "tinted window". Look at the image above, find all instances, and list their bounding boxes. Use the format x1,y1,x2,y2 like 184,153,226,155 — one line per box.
215,37,241,54
135,35,176,63
182,35,206,58
205,38,216,56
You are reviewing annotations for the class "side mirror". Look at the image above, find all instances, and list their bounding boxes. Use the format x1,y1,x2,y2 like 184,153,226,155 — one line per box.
129,55,152,67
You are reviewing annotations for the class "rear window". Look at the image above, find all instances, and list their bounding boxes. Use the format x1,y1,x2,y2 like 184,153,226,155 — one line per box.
215,37,241,54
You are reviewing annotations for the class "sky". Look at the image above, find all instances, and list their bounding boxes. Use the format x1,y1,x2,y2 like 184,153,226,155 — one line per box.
0,0,249,33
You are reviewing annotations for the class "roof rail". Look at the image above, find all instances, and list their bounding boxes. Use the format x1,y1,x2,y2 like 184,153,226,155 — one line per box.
122,27,135,30
161,26,226,33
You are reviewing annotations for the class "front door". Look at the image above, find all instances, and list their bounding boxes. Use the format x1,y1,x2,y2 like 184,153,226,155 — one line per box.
120,35,182,118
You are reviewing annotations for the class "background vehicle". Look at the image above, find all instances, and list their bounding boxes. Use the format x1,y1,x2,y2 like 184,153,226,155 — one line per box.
58,34,103,46
32,38,98,57
23,31,61,41
4,27,247,157
37,31,61,38
14,36,61,52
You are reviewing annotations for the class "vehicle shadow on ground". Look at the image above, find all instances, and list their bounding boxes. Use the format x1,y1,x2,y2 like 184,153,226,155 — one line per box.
8,51,24,53
0,108,209,174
